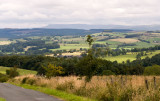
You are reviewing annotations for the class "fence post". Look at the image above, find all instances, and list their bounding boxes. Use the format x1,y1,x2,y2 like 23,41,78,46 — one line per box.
121,76,124,87
110,77,113,85
145,79,149,90
153,77,156,89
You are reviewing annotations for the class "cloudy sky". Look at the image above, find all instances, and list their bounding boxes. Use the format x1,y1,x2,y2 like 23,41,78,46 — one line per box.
0,0,159,28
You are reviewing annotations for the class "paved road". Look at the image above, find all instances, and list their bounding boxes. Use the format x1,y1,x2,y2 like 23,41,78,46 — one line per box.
0,83,62,101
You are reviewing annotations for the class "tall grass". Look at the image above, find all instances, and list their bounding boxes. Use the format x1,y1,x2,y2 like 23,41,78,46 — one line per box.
9,75,160,101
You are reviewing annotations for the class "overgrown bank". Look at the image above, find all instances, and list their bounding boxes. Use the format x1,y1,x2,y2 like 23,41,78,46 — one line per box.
9,75,160,101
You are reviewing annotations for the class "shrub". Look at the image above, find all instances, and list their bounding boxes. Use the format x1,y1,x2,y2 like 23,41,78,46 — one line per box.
6,66,19,78
21,77,29,84
43,63,64,78
144,65,160,75
0,73,9,82
102,70,115,76
56,81,75,91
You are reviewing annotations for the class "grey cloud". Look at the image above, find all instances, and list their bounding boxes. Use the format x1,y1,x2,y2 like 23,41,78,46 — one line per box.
0,0,159,28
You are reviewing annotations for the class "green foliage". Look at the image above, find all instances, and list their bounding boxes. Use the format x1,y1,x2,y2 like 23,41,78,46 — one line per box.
0,98,6,101
86,35,94,47
102,70,115,76
0,73,9,82
6,66,19,78
43,63,64,78
0,66,37,76
21,77,36,85
21,77,29,84
144,65,160,75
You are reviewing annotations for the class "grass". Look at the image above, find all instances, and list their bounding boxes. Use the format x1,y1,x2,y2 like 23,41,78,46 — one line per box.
0,66,37,75
104,50,160,63
10,75,160,101
0,98,5,101
104,54,137,62
11,83,97,101
51,44,89,51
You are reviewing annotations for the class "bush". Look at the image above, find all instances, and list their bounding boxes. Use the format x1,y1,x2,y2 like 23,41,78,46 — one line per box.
21,77,29,84
0,73,9,82
144,65,160,75
102,70,115,76
56,81,75,91
6,66,19,78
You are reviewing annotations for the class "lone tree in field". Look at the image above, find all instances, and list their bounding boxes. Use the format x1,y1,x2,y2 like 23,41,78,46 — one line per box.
77,35,99,82
86,35,94,47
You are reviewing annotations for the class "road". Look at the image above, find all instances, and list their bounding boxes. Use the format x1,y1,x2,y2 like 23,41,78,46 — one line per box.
0,83,62,101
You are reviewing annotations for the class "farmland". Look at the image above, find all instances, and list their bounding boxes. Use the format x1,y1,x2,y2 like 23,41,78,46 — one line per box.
0,66,37,75
0,30,159,63
104,50,160,63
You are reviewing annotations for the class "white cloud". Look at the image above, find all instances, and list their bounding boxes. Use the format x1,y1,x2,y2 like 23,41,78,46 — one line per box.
0,0,159,28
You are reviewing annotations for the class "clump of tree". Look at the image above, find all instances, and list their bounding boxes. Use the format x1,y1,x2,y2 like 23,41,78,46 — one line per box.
144,65,160,75
77,35,100,82
38,63,64,78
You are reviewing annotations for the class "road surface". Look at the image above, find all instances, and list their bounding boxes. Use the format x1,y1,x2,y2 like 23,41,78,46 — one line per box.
0,83,62,101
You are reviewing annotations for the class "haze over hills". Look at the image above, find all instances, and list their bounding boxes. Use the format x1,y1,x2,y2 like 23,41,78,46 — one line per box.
45,24,160,31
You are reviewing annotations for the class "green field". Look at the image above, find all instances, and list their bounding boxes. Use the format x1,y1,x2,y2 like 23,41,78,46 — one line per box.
51,44,89,51
104,50,160,63
0,98,5,101
0,66,37,75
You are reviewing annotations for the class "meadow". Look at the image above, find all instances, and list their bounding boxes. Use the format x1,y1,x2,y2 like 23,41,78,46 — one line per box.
0,66,37,75
10,75,160,101
104,50,160,63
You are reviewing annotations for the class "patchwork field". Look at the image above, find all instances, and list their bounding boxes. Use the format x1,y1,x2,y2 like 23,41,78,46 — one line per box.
104,50,160,63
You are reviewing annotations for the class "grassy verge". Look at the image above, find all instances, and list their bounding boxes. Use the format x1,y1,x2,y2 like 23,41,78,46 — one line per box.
0,98,6,101
11,83,97,101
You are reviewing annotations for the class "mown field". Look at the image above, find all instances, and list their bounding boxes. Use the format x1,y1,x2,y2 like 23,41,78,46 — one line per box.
0,67,37,75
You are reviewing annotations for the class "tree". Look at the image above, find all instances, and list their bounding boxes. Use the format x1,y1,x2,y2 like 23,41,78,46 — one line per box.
86,35,94,47
43,63,64,78
144,65,160,75
77,35,96,82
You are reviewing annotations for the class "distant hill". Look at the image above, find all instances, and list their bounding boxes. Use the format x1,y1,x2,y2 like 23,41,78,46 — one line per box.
45,24,160,31
0,28,132,38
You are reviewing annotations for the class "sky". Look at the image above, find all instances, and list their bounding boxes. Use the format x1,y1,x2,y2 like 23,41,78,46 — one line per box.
0,0,159,28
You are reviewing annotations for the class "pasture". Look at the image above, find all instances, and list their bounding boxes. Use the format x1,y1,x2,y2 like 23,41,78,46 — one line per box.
104,50,160,63
0,66,37,75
